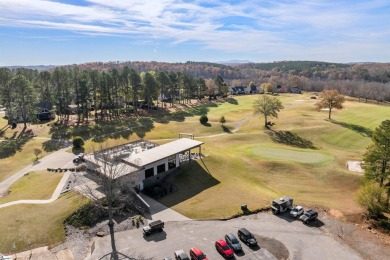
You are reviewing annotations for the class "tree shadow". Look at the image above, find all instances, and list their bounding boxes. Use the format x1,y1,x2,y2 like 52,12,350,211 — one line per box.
221,125,232,133
42,139,69,152
201,122,211,127
254,235,289,260
226,98,238,105
329,120,372,137
0,131,34,159
267,130,316,149
157,161,220,208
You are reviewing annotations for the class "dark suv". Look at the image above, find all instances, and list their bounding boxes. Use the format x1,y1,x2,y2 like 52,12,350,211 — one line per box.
237,228,257,247
299,210,318,223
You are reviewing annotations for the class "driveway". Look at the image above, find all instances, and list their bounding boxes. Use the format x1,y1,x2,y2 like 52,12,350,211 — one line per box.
88,213,362,260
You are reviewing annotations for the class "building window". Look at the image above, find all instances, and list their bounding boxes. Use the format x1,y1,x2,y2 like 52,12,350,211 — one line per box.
157,163,166,174
168,155,176,169
145,168,154,178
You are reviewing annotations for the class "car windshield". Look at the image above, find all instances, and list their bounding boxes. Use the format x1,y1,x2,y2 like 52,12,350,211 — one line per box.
222,245,230,250
292,208,297,212
232,238,239,243
198,254,206,260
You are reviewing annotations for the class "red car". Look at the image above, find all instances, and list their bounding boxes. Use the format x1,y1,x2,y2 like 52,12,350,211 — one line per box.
189,247,208,260
215,239,234,258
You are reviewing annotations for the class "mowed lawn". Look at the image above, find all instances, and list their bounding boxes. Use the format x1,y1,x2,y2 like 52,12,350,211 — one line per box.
0,192,88,254
159,94,390,219
0,170,64,204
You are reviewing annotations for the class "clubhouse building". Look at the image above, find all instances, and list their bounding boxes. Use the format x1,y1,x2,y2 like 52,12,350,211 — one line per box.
85,137,204,190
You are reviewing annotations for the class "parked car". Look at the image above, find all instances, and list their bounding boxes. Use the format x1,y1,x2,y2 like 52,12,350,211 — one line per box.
189,247,208,260
215,240,234,258
290,205,304,218
300,209,318,223
142,220,164,236
237,228,258,247
224,233,242,252
0,256,12,260
174,250,190,260
73,153,85,164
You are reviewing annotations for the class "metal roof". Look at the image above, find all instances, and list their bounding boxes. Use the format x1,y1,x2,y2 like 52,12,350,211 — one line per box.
124,138,203,167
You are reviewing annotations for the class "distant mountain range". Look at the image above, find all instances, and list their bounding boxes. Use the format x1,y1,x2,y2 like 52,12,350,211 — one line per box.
215,60,253,65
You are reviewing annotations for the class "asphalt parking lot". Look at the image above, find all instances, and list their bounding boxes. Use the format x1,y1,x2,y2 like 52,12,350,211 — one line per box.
89,213,362,260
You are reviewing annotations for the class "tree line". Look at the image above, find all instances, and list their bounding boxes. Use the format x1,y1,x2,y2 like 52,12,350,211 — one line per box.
59,60,390,102
0,67,232,126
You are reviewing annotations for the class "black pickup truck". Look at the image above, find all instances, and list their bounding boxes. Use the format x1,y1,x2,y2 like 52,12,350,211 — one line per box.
299,210,318,223
142,220,164,236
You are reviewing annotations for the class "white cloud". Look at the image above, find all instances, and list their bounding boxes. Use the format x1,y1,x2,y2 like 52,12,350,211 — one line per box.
0,0,389,61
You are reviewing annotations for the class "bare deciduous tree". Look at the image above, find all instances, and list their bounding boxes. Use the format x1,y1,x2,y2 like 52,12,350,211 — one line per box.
80,144,140,260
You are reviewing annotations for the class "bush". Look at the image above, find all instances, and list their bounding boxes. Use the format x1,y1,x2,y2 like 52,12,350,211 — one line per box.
65,203,106,227
73,136,84,148
199,115,208,124
357,182,387,218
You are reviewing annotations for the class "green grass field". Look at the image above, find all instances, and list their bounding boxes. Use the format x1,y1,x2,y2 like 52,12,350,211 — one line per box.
159,94,390,219
0,170,64,204
0,192,88,254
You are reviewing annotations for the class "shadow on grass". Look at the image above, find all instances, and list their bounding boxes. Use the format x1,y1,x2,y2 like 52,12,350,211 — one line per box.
42,139,69,152
329,120,372,137
158,161,220,208
222,125,232,134
226,98,238,105
0,131,34,159
267,130,316,149
201,122,211,127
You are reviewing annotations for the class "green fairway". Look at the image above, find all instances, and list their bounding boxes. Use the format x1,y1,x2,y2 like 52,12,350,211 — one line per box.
158,94,390,219
251,145,333,164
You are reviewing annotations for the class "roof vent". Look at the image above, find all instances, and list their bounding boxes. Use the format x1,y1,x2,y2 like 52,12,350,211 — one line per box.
279,197,284,201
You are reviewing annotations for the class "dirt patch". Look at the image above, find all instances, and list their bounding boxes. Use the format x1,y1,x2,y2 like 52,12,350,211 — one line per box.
319,209,390,260
329,209,344,220
254,235,289,260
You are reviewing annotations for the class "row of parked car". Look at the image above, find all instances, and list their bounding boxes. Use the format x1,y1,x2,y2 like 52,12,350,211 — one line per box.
167,228,257,259
271,196,319,224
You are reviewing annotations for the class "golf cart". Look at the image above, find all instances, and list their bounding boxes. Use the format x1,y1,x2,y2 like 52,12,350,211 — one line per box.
271,196,293,214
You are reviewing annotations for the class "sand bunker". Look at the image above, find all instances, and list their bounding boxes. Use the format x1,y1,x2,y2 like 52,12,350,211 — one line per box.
346,161,364,173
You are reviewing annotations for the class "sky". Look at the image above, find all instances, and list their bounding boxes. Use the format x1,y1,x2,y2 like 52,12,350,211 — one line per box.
0,0,389,66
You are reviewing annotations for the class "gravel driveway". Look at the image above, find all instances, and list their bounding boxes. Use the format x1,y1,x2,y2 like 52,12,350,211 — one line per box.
88,213,362,260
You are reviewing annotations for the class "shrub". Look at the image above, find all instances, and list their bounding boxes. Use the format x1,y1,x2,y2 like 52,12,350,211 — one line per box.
219,116,226,126
357,182,386,218
199,115,208,124
73,136,85,148
65,202,106,227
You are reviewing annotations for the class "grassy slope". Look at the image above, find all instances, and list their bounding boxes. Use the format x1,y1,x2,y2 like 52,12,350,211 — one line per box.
159,94,390,219
0,139,49,182
0,171,64,204
0,192,88,254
